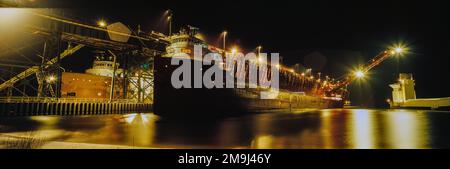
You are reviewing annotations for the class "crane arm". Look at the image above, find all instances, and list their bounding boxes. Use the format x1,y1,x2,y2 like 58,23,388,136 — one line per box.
0,44,84,91
330,49,399,91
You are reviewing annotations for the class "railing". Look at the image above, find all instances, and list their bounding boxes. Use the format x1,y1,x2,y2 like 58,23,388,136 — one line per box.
0,97,151,104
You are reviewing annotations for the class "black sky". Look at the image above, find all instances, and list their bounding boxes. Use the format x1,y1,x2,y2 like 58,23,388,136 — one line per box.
7,0,450,107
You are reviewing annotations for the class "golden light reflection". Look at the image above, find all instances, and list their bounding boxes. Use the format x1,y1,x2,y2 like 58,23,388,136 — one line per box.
123,113,159,125
348,109,376,149
251,135,274,149
30,116,61,126
124,113,137,124
141,114,149,123
27,116,64,139
321,110,332,117
123,113,159,146
385,110,429,148
320,110,333,148
1,109,437,149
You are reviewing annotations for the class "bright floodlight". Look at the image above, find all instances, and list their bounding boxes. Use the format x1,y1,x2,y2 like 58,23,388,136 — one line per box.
389,43,409,56
97,20,107,27
46,75,56,83
231,47,238,54
394,47,403,54
0,8,27,26
355,70,365,78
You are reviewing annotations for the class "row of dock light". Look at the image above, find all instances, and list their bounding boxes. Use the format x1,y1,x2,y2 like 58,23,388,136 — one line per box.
217,31,335,87
94,9,408,92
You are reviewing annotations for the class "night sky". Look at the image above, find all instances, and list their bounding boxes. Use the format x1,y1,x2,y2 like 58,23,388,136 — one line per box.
5,0,450,107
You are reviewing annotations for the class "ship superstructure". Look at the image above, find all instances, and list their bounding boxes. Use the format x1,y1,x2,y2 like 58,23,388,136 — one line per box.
86,51,124,77
389,73,450,110
61,51,124,99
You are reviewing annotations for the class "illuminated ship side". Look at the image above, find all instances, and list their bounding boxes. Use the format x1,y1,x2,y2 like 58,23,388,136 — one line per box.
61,51,152,102
61,51,124,99
154,26,343,118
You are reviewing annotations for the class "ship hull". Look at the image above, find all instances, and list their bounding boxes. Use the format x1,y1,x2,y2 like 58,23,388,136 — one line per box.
154,56,343,118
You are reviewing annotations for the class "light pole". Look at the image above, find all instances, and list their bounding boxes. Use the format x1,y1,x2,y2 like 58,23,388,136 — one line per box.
222,31,227,50
168,15,172,36
257,45,262,55
256,45,263,64
395,47,403,75
166,10,173,36
392,46,405,76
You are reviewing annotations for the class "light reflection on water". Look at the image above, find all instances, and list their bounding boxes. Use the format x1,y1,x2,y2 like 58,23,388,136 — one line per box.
1,109,450,148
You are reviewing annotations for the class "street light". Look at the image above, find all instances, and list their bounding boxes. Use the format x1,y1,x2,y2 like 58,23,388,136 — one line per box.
167,14,173,36
46,75,56,84
257,45,262,54
97,19,107,27
257,45,263,63
164,9,173,36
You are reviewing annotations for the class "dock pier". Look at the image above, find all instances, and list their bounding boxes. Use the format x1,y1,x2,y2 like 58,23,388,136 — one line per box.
0,97,152,116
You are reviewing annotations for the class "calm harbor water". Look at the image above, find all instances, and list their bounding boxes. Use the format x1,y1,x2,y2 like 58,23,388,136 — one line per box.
1,108,450,148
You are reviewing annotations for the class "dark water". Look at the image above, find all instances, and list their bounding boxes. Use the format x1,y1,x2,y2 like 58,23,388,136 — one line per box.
1,109,450,148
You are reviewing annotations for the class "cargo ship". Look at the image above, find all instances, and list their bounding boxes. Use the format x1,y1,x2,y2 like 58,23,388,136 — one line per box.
154,26,344,118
